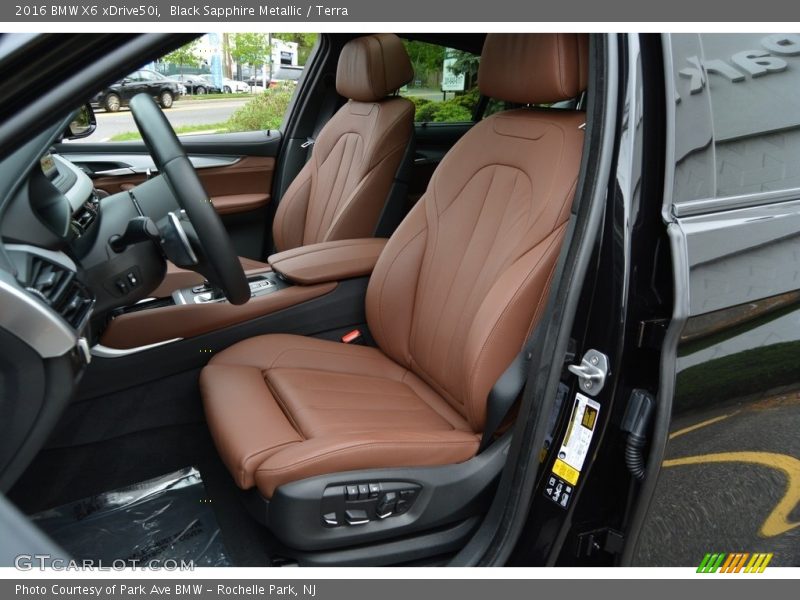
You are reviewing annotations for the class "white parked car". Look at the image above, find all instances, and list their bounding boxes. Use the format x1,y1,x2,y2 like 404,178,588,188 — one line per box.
211,76,251,93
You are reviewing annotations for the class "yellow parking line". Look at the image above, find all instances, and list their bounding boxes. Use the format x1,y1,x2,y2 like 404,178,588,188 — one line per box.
663,451,800,537
668,412,737,440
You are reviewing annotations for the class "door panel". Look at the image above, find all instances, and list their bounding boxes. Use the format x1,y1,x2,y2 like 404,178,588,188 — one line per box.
90,155,273,206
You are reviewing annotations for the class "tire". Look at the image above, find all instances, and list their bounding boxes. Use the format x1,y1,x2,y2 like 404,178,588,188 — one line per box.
104,93,121,112
223,85,232,94
159,90,174,109
195,86,207,95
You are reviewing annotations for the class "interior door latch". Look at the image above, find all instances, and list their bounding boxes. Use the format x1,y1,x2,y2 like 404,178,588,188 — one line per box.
567,349,609,396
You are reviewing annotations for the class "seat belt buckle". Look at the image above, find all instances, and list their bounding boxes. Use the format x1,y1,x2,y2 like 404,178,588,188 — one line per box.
301,138,315,149
341,329,362,344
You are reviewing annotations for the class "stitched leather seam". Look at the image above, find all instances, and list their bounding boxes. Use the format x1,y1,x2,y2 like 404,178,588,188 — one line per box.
255,439,478,475
373,225,426,362
263,373,307,440
399,369,459,431
466,229,563,428
325,140,408,242
238,440,300,487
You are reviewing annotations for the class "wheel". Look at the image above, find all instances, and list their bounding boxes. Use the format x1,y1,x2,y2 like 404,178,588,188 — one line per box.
104,93,121,112
159,90,174,109
223,85,232,94
195,86,206,95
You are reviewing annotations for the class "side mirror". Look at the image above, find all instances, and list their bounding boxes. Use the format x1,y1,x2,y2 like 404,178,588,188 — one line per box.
64,104,97,140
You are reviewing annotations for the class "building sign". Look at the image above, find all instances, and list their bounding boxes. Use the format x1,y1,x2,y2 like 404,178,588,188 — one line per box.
441,48,465,92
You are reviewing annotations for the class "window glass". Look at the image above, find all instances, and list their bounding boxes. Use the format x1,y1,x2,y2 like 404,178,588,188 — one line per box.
400,40,480,123
83,33,318,143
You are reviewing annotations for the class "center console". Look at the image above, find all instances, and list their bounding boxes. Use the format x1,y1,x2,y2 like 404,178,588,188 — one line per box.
172,271,289,305
95,238,388,353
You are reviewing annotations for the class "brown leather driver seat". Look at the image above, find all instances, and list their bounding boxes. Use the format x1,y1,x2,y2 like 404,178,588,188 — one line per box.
155,33,414,295
201,33,588,501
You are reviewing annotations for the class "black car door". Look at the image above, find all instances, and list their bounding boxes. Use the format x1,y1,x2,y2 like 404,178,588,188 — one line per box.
631,32,800,569
123,71,148,102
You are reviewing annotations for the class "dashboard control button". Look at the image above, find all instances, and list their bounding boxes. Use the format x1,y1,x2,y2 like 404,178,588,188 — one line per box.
346,485,359,500
322,512,338,526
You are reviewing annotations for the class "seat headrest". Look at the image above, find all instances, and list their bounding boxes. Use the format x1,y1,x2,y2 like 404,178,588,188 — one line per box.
336,34,414,102
478,33,589,105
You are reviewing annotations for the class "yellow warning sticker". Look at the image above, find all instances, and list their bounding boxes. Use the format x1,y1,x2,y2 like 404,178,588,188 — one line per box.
550,392,601,489
553,458,580,485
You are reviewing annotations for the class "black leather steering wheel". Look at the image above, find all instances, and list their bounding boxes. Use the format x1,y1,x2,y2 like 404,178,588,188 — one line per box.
129,93,249,305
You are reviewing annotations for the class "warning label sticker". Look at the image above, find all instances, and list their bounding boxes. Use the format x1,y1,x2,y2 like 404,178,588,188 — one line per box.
544,473,574,508
550,392,600,488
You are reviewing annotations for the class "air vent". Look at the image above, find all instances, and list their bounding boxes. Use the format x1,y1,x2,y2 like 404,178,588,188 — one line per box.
71,198,99,237
22,255,93,330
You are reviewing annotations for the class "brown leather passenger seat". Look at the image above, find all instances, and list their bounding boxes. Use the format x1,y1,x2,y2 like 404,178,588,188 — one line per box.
201,33,588,501
154,33,415,296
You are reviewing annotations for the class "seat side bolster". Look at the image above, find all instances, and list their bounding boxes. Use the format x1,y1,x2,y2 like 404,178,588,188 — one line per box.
253,430,480,498
273,164,314,252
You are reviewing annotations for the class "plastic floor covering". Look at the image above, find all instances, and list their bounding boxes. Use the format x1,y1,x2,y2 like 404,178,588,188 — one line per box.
31,466,231,567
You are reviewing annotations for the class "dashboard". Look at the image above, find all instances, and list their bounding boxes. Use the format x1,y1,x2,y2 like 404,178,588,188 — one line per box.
0,140,171,491
31,153,103,245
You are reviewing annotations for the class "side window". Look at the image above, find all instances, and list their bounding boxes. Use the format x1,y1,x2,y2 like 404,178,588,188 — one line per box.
86,33,318,143
400,40,480,124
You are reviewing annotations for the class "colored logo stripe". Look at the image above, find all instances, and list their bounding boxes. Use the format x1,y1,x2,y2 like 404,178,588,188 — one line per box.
697,552,772,573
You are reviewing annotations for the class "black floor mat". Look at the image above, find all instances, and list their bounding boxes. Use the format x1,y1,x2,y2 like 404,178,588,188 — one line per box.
8,423,277,566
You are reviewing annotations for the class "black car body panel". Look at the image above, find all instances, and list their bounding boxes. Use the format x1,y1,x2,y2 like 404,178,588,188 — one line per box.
629,33,800,567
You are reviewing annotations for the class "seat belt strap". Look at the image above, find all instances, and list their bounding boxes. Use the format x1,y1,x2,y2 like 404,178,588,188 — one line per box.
478,217,577,453
303,91,340,163
373,129,415,237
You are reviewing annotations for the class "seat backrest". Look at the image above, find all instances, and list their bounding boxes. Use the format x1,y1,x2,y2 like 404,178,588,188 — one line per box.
366,33,589,433
272,33,414,251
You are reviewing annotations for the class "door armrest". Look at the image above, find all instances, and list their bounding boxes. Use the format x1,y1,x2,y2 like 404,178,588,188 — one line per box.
269,238,388,285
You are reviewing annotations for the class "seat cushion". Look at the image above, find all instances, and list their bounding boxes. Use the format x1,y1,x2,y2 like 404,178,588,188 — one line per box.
200,334,479,497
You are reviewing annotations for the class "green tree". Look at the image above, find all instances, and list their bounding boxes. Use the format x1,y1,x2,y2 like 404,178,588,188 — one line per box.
272,33,319,65
402,40,445,87
230,32,269,85
162,39,201,77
